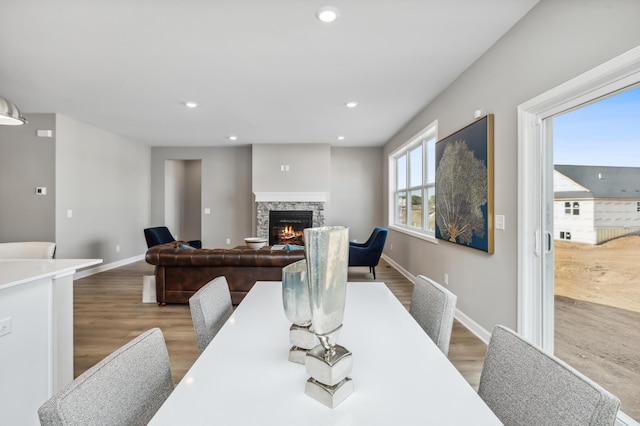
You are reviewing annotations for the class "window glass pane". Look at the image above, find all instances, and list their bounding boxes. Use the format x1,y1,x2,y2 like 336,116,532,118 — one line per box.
426,138,436,184
397,155,407,190
426,186,435,232
572,202,580,215
389,122,436,236
409,189,422,229
409,145,422,187
396,192,407,225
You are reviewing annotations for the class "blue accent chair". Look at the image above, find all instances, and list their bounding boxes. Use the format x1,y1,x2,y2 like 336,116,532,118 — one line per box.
348,227,388,279
144,226,202,249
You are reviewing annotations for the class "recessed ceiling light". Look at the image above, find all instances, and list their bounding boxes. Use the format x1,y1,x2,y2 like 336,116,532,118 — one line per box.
345,102,358,108
337,135,345,140
184,101,198,108
316,6,339,23
228,135,238,141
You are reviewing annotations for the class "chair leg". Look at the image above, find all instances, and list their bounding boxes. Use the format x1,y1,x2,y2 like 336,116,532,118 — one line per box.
372,266,376,280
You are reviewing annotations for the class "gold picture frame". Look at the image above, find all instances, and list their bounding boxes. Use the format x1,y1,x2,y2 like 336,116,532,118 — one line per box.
435,114,494,253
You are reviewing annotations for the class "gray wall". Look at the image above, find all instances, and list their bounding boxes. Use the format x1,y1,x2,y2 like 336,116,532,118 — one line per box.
383,0,640,333
55,114,151,262
0,114,56,242
252,144,331,193
150,145,382,248
329,147,383,243
151,146,253,249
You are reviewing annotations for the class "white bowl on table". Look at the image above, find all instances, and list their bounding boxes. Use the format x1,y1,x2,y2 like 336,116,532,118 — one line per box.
244,237,267,249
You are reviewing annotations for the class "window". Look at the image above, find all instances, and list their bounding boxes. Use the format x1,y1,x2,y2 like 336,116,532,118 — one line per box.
559,231,571,241
564,201,580,215
389,121,437,239
637,201,640,212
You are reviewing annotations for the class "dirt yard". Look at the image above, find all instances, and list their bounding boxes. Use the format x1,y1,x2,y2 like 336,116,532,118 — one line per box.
554,236,640,420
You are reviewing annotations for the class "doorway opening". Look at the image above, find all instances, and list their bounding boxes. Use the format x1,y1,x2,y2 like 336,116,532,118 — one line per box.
551,86,640,422
164,159,202,242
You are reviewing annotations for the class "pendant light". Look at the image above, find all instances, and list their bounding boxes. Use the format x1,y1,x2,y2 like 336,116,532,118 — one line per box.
0,96,28,125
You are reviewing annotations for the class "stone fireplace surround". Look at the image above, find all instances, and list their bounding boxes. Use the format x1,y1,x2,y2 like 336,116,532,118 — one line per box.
254,192,326,242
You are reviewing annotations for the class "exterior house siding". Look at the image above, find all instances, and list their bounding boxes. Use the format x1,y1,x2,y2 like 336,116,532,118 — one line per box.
554,199,596,244
554,166,640,245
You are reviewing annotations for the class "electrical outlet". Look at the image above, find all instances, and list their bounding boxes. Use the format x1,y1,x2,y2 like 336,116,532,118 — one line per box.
444,273,449,285
0,317,12,337
116,245,120,253
226,238,231,245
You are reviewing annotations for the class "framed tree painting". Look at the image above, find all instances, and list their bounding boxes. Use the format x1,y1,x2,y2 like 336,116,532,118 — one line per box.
435,114,494,253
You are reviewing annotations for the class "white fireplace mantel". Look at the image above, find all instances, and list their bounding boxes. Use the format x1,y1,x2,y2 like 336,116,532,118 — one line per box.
253,192,327,203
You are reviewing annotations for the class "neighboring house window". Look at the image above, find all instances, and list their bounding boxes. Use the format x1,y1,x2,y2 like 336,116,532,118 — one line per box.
560,231,571,241
389,121,437,238
637,201,640,212
564,201,580,215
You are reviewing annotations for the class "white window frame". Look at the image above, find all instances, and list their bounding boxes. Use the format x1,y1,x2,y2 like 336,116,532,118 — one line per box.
388,120,438,242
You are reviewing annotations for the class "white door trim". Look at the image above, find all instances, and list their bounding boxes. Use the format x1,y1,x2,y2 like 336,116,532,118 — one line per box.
517,45,640,426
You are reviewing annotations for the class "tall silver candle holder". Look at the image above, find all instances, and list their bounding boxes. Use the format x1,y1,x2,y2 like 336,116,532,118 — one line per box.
282,259,318,364
303,226,353,408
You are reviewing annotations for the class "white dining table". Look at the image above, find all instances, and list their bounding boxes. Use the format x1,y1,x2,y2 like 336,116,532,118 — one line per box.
149,281,502,425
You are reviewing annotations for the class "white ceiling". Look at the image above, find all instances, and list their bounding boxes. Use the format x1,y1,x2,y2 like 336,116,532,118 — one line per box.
0,0,538,147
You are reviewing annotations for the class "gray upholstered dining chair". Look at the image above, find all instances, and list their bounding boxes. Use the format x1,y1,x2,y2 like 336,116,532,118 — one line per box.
38,328,174,426
189,276,234,353
478,325,620,426
409,274,457,356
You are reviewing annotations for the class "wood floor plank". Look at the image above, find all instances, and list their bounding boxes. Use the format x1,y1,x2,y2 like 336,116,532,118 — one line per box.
74,258,487,388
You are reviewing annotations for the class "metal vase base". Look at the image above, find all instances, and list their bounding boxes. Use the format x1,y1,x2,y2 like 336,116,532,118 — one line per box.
289,324,318,350
305,344,353,386
305,377,354,408
288,346,307,364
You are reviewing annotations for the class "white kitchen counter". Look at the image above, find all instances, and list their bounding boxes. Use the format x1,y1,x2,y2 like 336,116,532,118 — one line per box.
0,258,101,425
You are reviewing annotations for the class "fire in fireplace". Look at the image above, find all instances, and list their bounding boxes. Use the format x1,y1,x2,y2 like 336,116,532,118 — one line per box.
269,210,313,246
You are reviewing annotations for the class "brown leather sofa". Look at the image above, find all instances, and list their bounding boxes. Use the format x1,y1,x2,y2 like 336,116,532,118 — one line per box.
145,242,305,305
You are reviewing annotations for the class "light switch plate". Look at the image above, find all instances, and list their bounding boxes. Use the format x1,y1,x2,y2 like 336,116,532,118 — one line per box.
495,215,505,230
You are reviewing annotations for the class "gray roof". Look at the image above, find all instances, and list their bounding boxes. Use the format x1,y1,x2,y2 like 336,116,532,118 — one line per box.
555,165,640,199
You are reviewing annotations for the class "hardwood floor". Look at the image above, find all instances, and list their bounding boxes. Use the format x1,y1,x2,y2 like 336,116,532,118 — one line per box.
74,258,487,389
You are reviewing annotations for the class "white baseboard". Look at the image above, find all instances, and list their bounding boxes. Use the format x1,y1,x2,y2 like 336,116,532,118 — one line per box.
382,253,492,345
74,254,145,279
453,308,491,345
381,253,416,283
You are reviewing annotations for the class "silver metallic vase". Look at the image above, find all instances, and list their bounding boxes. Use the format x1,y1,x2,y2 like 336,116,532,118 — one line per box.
282,259,318,363
303,226,354,408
